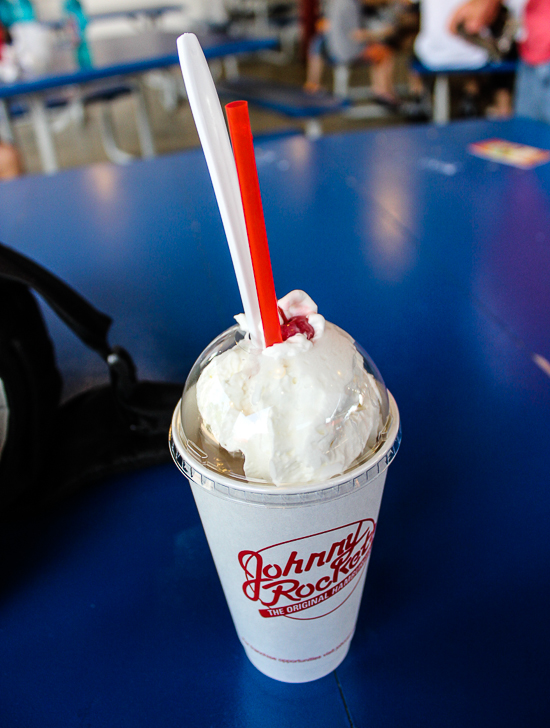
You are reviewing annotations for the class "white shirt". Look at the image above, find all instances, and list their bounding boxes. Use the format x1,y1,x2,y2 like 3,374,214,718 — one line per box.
414,0,489,69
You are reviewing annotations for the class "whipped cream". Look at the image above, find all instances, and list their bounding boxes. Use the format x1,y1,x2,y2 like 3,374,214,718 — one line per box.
196,291,382,486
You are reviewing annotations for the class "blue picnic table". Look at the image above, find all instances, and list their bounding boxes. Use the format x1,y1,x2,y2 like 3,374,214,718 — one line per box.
0,29,278,173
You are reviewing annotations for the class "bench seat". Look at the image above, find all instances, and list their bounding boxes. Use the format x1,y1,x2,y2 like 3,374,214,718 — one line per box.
216,76,350,137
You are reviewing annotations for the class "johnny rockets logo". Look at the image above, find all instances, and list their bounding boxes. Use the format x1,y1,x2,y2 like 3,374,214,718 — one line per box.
238,519,375,619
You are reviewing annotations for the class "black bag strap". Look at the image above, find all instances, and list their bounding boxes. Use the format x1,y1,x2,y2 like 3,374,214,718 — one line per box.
0,240,113,360
0,240,139,399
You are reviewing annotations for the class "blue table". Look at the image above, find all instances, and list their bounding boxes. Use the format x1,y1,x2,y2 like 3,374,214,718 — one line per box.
0,30,278,173
45,5,183,29
1,117,549,727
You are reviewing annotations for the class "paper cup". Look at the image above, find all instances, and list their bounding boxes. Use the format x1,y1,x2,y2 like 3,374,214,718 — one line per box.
169,392,400,683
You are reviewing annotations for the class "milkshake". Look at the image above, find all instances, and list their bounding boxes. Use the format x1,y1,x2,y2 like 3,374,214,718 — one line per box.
173,33,400,681
170,291,400,682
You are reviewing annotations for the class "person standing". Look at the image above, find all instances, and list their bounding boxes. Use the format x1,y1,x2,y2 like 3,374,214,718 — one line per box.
450,0,550,123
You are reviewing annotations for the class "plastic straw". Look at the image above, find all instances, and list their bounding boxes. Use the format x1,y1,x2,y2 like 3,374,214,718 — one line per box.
225,101,282,347
176,33,264,347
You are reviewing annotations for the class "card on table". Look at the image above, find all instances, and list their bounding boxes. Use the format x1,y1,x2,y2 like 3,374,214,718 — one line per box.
468,138,550,169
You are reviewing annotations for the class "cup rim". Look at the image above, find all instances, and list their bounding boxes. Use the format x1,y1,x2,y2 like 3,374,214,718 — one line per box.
170,392,400,505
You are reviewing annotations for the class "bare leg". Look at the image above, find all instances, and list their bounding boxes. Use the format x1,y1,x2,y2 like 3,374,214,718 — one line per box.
0,142,22,180
304,52,324,92
408,69,424,97
486,88,513,118
371,53,397,102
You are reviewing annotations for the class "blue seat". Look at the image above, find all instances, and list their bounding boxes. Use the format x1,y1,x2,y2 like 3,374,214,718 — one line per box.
412,58,517,76
8,95,73,119
81,83,134,105
216,76,350,138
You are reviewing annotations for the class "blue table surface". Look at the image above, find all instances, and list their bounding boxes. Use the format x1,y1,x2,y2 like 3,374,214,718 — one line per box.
1,117,549,727
0,30,278,98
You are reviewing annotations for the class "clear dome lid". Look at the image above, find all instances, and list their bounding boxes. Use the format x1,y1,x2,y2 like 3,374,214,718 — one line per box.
178,322,392,488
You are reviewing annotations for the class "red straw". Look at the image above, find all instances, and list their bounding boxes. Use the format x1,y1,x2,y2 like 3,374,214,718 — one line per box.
225,100,282,347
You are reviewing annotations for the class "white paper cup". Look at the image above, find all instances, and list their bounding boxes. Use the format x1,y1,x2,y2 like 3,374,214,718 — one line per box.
169,392,400,683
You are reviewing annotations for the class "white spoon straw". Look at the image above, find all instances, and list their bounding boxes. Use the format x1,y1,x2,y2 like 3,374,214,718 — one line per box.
177,33,264,348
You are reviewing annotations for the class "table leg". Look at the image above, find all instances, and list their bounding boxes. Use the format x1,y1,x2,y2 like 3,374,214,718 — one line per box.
433,74,450,124
0,99,15,144
134,80,155,159
223,56,239,81
333,64,350,98
304,119,322,139
97,105,134,165
29,95,58,175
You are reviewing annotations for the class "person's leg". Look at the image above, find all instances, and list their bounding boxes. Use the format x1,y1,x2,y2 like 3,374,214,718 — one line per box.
0,142,22,180
486,88,513,118
486,70,514,119
457,78,481,118
514,60,542,121
304,33,326,92
305,53,325,91
537,62,550,124
378,52,396,99
408,68,424,97
364,44,398,103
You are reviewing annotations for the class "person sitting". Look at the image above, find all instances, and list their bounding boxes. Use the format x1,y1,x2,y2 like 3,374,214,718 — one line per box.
305,0,415,105
413,0,507,119
449,0,550,124
358,0,420,105
304,0,365,94
414,0,490,70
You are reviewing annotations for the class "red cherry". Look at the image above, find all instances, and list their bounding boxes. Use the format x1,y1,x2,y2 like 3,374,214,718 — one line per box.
278,307,315,341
